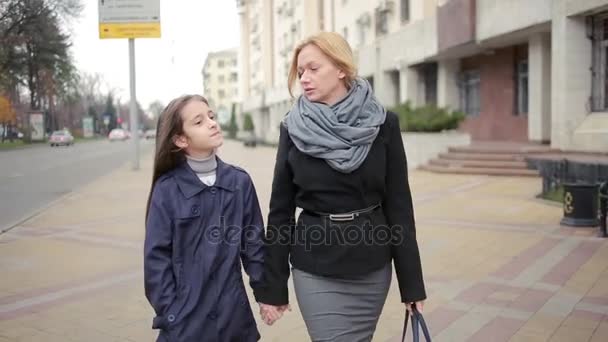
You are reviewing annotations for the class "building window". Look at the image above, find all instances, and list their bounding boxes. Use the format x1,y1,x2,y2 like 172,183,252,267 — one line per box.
230,72,238,82
401,0,409,22
218,60,225,68
297,20,301,40
358,24,366,46
422,63,438,105
219,75,225,83
590,13,608,111
375,8,389,36
459,70,481,116
515,60,529,115
219,90,226,99
365,76,374,90
356,13,371,46
343,26,348,41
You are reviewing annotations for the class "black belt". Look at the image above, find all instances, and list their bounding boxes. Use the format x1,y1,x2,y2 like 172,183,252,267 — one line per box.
302,203,381,222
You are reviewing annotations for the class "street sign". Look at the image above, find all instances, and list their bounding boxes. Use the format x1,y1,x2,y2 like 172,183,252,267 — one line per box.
98,0,161,39
83,117,94,138
29,112,44,141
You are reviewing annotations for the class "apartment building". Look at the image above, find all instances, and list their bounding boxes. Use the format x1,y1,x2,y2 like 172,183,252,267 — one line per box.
237,0,608,152
202,48,239,125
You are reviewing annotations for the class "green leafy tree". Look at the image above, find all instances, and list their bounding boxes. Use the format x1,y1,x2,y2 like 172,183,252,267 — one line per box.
243,112,254,132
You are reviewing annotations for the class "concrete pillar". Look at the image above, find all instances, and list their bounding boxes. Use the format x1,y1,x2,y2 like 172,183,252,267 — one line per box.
376,70,400,108
551,1,592,150
528,32,552,143
399,66,420,107
437,59,460,110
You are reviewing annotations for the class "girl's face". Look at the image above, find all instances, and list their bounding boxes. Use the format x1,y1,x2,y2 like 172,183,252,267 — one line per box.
173,100,223,158
297,44,347,105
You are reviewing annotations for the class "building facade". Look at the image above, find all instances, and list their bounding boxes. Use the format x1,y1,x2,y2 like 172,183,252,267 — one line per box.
202,48,239,125
238,0,608,152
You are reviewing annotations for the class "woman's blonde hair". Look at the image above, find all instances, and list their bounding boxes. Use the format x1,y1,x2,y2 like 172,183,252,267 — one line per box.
287,31,357,98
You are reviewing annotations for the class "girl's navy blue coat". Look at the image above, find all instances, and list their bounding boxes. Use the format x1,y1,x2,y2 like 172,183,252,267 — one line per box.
144,158,264,342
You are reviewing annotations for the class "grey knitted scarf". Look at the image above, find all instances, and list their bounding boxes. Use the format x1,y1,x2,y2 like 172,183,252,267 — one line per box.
283,77,386,173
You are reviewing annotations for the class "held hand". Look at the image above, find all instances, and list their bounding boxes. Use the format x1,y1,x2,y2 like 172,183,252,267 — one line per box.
258,303,284,325
276,304,292,313
405,301,424,313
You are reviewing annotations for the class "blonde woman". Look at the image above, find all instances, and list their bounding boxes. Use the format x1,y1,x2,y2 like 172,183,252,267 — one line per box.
253,32,426,341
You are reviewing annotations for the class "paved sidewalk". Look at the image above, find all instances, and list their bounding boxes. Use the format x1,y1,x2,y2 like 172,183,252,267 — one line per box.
0,139,607,341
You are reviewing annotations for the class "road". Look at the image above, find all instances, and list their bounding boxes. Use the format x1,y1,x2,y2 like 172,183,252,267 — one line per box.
0,139,154,232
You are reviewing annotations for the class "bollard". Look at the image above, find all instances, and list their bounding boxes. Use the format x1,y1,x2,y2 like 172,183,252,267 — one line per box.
600,182,608,238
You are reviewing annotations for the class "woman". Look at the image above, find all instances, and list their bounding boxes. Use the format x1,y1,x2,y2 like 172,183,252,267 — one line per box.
253,32,426,341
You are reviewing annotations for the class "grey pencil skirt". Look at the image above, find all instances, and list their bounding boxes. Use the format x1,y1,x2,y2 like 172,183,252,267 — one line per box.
292,263,392,342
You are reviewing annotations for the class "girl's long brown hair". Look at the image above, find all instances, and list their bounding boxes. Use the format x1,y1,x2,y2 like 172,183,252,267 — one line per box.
145,94,209,221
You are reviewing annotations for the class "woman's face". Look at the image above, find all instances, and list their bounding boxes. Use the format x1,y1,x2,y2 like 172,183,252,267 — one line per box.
297,44,347,105
173,100,223,158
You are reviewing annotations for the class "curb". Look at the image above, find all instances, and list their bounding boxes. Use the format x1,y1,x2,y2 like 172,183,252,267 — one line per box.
0,191,74,235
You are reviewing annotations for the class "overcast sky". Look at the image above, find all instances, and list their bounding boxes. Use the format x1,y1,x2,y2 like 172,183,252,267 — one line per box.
70,0,240,109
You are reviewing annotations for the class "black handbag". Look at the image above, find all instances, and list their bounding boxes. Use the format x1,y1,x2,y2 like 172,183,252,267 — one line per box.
401,307,432,342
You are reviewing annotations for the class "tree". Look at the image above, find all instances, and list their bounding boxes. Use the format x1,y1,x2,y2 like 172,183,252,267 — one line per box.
0,0,83,126
221,103,238,139
103,94,117,131
147,100,165,121
0,95,16,142
243,112,254,132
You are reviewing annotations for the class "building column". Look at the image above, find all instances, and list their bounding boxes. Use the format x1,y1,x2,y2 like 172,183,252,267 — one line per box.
551,1,592,150
528,32,552,143
375,70,400,108
437,59,460,110
398,64,420,107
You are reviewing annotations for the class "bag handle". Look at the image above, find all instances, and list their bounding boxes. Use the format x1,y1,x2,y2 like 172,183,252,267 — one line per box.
401,307,431,342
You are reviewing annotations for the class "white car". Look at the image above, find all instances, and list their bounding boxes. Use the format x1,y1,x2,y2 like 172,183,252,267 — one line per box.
108,128,129,141
49,130,74,147
144,129,156,140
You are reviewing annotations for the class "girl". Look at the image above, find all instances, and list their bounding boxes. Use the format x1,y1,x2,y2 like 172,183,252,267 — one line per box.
144,95,265,342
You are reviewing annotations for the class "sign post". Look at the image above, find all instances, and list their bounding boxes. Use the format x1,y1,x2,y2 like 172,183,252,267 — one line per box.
99,0,161,170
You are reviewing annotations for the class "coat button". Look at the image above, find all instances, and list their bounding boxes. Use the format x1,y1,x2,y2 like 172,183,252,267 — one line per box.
167,314,175,322
210,187,217,194
191,205,200,215
209,311,218,320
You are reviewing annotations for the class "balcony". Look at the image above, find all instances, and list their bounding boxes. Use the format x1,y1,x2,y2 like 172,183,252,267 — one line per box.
437,0,476,52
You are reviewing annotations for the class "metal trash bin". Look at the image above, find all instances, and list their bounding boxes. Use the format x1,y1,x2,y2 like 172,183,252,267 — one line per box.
560,183,599,227
599,182,608,237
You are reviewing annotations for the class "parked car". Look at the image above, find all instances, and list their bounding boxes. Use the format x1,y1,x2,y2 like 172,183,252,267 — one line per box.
49,130,74,147
144,129,156,140
108,128,129,141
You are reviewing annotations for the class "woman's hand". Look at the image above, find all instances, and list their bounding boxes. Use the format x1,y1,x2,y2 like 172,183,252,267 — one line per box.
258,303,291,325
405,301,424,313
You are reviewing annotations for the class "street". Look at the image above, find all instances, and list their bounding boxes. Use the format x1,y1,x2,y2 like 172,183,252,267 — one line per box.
0,139,154,232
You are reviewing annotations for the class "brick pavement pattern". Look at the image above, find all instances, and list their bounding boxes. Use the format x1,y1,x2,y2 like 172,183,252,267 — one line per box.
0,140,607,341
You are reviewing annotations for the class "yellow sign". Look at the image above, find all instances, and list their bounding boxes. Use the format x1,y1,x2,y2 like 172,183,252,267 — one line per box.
98,0,161,39
99,22,161,39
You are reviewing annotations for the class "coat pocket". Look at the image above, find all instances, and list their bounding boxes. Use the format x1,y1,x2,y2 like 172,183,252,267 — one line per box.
173,208,202,259
174,262,184,292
